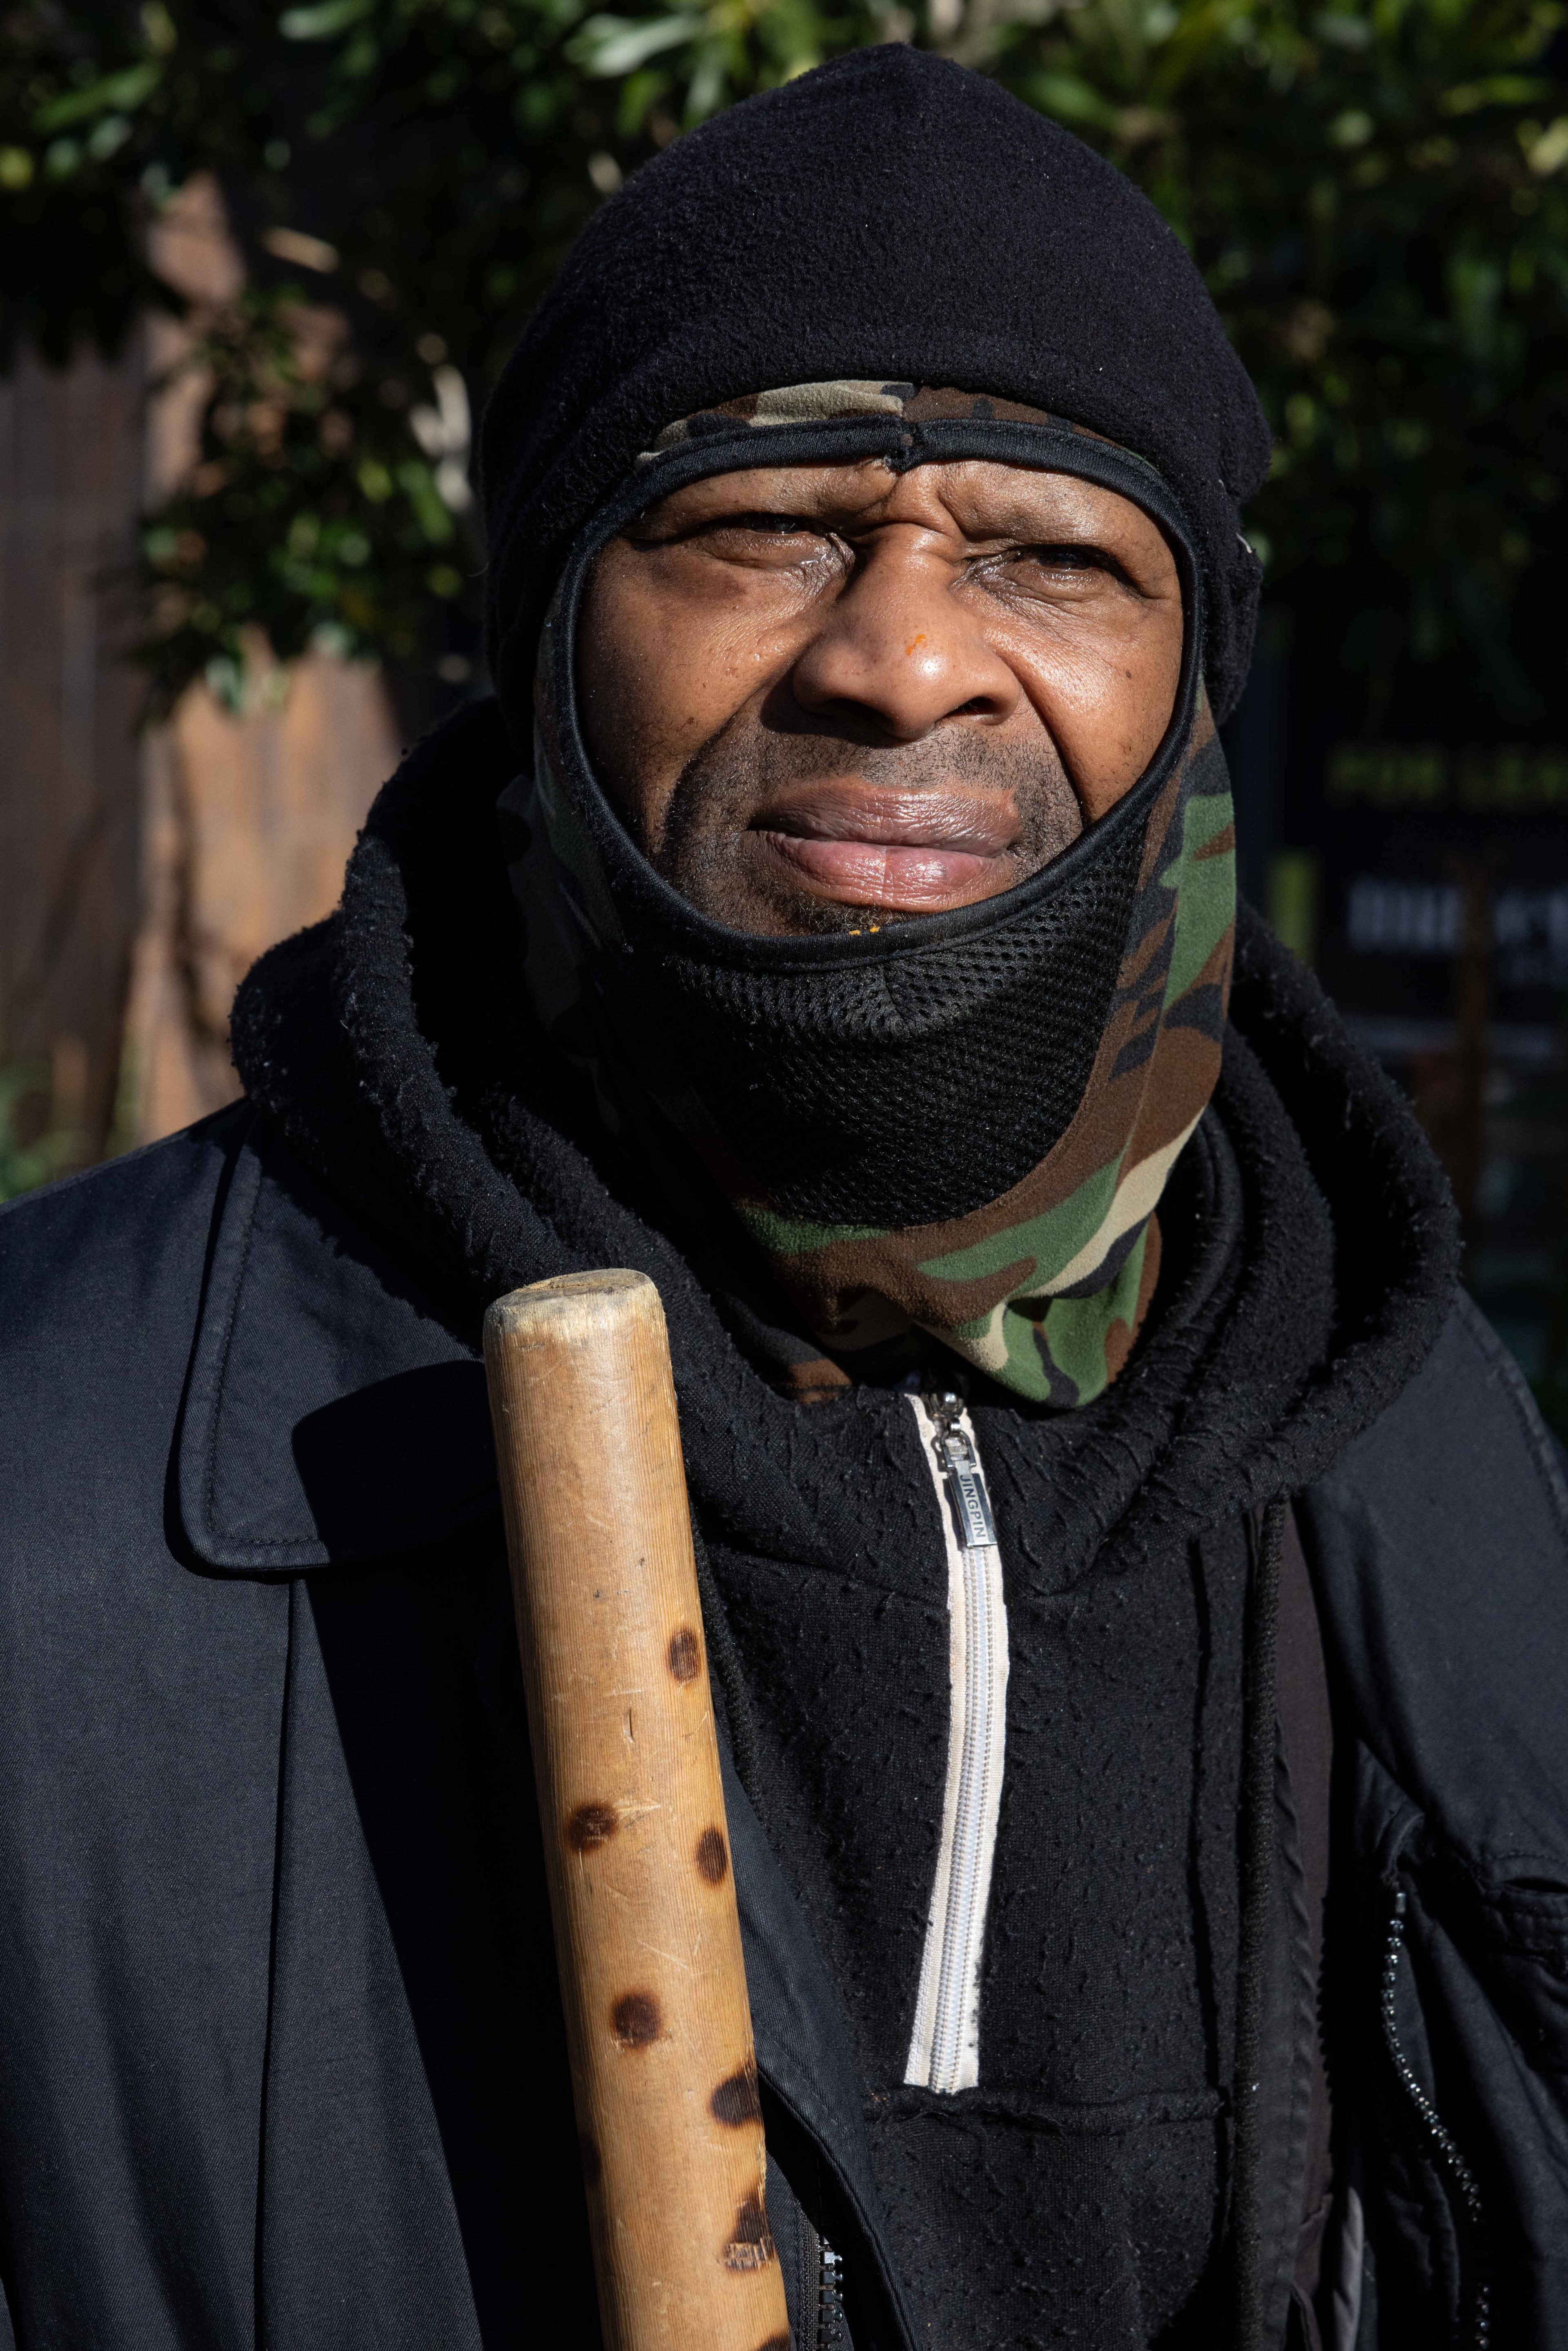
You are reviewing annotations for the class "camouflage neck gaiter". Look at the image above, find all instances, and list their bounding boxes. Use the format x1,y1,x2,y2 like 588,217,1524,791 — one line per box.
499,386,1237,1407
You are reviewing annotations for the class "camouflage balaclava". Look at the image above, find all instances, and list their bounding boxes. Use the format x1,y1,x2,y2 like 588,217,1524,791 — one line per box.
500,383,1237,1408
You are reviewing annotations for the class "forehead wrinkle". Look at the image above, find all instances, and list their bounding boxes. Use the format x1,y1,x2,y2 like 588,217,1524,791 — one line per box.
640,459,1166,551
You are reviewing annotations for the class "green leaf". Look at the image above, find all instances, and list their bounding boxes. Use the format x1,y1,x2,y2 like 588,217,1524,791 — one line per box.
1440,75,1550,116
397,459,455,541
36,62,160,132
566,13,704,76
1526,115,1568,174
1025,72,1114,126
141,5,177,58
1314,14,1372,49
686,39,727,119
280,0,376,41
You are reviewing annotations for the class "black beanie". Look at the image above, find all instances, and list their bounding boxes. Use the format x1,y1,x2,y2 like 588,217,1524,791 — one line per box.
478,45,1272,730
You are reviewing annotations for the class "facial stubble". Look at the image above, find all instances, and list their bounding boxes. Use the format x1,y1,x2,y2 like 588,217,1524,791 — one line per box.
639,719,1087,936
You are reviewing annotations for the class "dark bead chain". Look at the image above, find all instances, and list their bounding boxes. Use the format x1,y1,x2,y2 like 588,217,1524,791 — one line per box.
1381,1886,1493,2348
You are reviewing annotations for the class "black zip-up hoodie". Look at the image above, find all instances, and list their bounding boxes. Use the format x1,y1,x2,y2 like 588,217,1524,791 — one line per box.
209,694,1556,2349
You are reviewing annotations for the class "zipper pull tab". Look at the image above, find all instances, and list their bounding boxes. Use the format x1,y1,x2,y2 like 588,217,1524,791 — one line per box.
938,1426,997,1551
924,1393,998,1551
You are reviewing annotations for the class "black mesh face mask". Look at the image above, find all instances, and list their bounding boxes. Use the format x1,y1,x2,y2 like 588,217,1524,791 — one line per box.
508,407,1212,1235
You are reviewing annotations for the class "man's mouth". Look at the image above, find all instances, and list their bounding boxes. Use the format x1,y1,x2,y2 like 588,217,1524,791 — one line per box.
751,783,1022,915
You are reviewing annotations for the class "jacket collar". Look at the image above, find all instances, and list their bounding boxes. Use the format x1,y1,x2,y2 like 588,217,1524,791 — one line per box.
178,1109,499,1573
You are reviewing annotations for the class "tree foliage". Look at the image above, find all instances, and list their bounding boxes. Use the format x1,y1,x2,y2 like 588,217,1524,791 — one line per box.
4,0,1566,729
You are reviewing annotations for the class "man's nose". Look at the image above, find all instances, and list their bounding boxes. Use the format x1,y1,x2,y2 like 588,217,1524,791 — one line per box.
788,540,1018,741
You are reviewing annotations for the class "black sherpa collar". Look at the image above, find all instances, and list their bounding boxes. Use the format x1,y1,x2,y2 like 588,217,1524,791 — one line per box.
227,698,1458,1570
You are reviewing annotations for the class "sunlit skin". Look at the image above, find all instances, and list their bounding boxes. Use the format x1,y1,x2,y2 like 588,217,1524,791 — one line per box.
574,457,1185,939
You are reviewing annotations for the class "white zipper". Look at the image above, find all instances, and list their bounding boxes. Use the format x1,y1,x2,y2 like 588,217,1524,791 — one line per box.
902,1392,1009,2095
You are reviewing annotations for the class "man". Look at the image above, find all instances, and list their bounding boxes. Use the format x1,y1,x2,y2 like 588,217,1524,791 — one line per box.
0,45,1564,2351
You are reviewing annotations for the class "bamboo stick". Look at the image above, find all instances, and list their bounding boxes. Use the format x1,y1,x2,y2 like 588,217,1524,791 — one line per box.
483,1269,790,2351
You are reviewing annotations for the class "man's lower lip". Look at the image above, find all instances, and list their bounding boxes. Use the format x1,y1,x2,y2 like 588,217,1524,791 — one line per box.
758,831,1006,908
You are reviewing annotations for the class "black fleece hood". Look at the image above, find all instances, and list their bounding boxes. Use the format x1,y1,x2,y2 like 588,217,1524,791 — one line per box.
478,46,1274,734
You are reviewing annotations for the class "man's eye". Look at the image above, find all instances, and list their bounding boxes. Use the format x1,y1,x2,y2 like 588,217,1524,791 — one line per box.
995,545,1127,588
724,513,817,536
1018,545,1104,571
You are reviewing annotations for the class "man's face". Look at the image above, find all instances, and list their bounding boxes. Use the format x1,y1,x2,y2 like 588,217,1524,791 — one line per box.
575,457,1184,939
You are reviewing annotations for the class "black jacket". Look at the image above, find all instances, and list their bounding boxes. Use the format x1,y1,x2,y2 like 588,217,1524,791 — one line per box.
1,713,1566,2350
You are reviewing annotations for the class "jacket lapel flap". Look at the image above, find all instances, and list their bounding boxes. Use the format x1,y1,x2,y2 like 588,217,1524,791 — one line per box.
180,1114,498,1573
